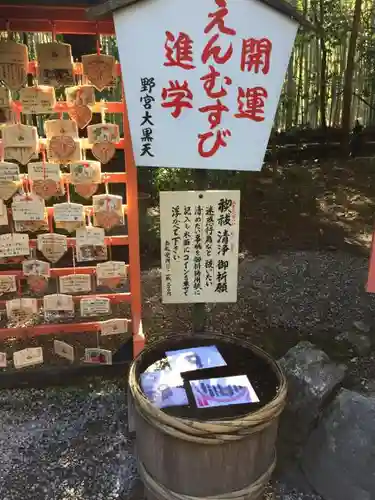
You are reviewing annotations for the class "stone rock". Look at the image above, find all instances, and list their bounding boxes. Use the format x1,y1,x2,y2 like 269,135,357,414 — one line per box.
302,389,375,500
353,320,371,334
358,378,375,395
278,342,346,450
335,331,372,356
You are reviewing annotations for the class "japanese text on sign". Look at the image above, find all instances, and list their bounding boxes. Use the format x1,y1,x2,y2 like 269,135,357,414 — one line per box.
115,0,298,170
139,77,156,158
160,190,240,303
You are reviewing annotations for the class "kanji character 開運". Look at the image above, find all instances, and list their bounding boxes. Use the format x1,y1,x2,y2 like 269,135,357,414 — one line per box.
199,99,229,129
164,31,196,70
161,80,193,118
198,129,231,158
200,65,232,99
240,38,272,74
204,0,236,36
234,86,268,122
202,34,233,65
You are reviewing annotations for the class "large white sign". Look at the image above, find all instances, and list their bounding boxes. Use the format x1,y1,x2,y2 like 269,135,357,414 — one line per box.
114,0,298,171
160,190,240,303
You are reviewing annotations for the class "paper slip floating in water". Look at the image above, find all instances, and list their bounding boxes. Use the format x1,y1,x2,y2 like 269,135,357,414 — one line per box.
165,345,227,373
140,364,188,409
190,375,260,409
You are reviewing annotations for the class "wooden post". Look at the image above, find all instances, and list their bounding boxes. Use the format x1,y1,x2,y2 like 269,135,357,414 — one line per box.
192,169,208,334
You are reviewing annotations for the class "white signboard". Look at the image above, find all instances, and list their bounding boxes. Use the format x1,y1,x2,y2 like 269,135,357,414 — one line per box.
190,375,260,408
114,0,298,171
160,190,240,303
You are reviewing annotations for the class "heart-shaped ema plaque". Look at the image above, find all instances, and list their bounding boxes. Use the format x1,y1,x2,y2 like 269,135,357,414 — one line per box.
32,179,64,200
100,276,122,290
96,261,127,290
68,104,92,129
92,141,116,164
93,194,123,230
49,135,76,162
74,183,99,199
94,211,122,231
27,275,49,294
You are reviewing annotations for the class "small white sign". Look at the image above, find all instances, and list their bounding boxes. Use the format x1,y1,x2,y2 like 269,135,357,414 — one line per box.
28,162,60,181
141,369,188,409
54,202,84,222
13,347,43,369
59,274,92,294
80,297,111,317
0,233,30,258
0,275,17,294
12,194,45,221
54,340,74,362
84,348,112,365
190,375,260,408
0,352,7,368
100,318,128,336
76,226,105,246
160,190,240,303
0,161,20,181
166,345,226,372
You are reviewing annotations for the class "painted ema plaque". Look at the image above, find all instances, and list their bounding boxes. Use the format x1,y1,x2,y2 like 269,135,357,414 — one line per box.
160,190,240,303
114,0,299,170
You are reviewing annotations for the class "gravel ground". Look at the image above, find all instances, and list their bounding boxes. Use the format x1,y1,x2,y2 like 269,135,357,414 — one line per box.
0,381,141,500
265,483,323,500
3,249,374,500
142,250,375,383
0,379,321,500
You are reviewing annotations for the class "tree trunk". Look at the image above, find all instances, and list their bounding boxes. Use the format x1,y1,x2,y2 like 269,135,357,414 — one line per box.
285,0,297,129
285,58,295,130
341,0,363,154
318,0,327,131
295,40,304,125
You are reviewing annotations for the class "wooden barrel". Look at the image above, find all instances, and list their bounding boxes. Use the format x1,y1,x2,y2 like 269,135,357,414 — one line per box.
128,333,287,500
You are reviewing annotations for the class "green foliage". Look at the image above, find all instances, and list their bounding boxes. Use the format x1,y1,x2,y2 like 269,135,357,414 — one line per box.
153,167,250,192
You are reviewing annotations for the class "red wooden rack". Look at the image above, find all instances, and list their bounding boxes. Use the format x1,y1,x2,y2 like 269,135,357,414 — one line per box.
0,3,145,356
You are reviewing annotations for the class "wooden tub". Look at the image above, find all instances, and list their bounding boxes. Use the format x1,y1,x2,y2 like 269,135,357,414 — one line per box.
128,333,287,500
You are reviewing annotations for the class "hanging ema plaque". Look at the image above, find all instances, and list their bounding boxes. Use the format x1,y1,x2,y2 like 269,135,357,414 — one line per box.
0,39,28,91
36,42,74,87
81,54,116,92
88,123,120,164
2,124,39,165
160,190,240,303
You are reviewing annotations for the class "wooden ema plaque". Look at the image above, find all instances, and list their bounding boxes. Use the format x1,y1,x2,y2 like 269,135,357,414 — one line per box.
0,40,28,91
88,124,119,164
36,42,74,87
82,54,116,91
2,124,39,165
